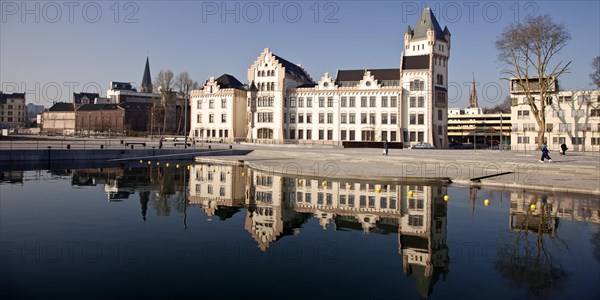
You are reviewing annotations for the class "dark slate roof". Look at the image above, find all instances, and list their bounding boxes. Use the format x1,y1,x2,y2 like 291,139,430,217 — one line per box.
48,102,75,112
0,92,25,104
73,92,99,104
402,55,430,70
76,104,122,111
411,7,447,41
296,83,317,88
272,54,313,83
215,74,245,90
335,69,400,83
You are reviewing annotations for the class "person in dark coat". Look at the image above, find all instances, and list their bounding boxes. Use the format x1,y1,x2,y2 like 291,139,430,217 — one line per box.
540,143,552,162
383,140,389,156
560,143,568,155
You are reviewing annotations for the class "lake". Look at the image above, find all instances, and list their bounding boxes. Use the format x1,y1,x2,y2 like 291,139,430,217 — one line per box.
1,162,599,299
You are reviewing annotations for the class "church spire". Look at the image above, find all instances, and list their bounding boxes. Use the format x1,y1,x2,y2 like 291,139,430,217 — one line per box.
469,73,478,108
141,56,153,93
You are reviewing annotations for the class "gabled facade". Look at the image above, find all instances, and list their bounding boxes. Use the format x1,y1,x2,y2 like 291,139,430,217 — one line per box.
42,102,76,135
190,74,248,141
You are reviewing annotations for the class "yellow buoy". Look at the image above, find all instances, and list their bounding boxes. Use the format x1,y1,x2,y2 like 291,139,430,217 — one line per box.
484,199,490,206
530,204,536,210
176,164,180,168
139,160,143,164
444,195,449,201
376,187,381,193
322,181,327,187
147,161,151,165
165,163,170,167
408,190,413,197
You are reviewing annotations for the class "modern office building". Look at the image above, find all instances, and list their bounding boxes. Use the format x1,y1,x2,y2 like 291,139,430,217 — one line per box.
509,77,600,151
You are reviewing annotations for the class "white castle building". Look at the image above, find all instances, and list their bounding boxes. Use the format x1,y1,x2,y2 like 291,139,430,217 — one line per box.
190,7,451,148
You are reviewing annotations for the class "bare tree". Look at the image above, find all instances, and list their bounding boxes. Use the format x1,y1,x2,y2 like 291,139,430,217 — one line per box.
496,15,571,148
153,70,175,132
174,72,199,134
483,96,512,114
591,56,600,88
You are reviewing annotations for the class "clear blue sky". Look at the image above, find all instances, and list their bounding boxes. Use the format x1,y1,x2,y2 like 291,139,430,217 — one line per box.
2,1,599,108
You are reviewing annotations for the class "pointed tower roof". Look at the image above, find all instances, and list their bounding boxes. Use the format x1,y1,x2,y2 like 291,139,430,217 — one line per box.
140,56,153,93
405,25,413,36
469,73,478,108
412,7,446,41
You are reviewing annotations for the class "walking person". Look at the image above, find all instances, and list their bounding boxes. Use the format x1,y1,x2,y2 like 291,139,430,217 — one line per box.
383,140,389,156
540,143,552,162
560,143,568,155
159,136,164,149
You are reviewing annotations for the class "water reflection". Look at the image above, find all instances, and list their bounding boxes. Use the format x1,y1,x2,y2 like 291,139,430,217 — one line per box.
2,165,599,298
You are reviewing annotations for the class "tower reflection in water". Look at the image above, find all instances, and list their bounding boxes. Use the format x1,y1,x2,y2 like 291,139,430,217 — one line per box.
187,164,449,297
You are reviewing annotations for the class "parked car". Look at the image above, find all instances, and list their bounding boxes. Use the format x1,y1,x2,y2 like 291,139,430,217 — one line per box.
411,142,434,149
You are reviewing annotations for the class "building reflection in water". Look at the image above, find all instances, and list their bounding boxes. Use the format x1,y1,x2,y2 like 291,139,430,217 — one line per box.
6,163,598,297
187,164,450,297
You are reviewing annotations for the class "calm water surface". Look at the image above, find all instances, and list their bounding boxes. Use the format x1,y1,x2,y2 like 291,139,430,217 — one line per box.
1,163,599,299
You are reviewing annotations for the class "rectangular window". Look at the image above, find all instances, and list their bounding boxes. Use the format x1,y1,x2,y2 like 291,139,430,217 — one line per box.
410,97,416,108
327,113,333,124
417,132,424,142
289,97,296,108
327,97,334,107
298,114,304,123
319,113,325,124
381,131,388,141
221,99,227,108
390,131,397,142
307,97,313,107
197,100,202,109
306,129,312,139
341,97,347,107
307,113,312,123
327,130,333,140
417,114,424,125
319,97,325,107
369,96,376,107
298,97,304,107
221,114,227,123
341,130,347,140
209,99,214,109
438,110,443,121
289,129,296,139
390,113,397,124
410,114,416,125
349,130,356,140
381,96,388,107
209,114,214,123
572,137,584,145
390,96,397,107
197,114,201,123
369,113,376,124
290,113,296,123
298,130,304,139
361,96,367,107
341,113,347,124
349,97,356,107
349,113,356,124
318,130,324,140
418,96,425,107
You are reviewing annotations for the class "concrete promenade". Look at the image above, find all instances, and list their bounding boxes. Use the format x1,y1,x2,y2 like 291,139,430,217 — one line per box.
2,136,599,195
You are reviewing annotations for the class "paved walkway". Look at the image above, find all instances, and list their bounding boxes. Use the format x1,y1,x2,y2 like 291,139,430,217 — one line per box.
3,136,599,195
198,144,600,196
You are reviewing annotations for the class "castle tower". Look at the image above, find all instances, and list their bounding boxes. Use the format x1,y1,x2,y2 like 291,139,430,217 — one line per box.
140,56,153,93
401,7,450,149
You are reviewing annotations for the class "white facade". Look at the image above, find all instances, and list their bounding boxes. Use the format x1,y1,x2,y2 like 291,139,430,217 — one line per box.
189,8,450,147
189,75,248,142
510,85,600,151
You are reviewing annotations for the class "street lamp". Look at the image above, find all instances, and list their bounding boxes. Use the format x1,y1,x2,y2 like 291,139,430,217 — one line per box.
499,111,503,151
